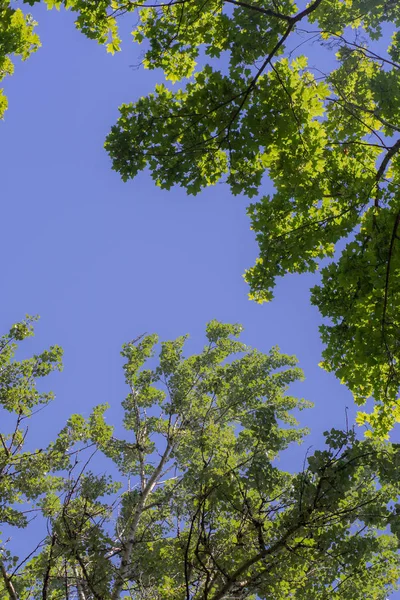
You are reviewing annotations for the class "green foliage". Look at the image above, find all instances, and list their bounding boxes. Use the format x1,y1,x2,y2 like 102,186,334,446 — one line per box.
2,1,398,435
1,320,400,599
0,0,40,118
84,0,399,437
0,315,63,529
1,0,122,118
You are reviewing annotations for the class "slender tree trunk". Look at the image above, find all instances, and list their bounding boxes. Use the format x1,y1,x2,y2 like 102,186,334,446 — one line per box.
111,440,174,600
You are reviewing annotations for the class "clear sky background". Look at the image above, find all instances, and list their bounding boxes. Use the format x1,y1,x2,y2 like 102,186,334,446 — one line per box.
1,4,399,596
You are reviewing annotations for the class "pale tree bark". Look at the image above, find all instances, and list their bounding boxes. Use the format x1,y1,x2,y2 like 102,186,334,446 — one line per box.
111,438,175,600
0,559,18,600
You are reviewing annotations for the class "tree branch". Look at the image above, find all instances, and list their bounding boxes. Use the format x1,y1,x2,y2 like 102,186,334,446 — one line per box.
381,209,400,370
0,560,18,600
292,0,324,23
42,534,57,600
376,138,400,183
111,438,176,600
210,524,300,600
223,0,292,22
73,566,87,600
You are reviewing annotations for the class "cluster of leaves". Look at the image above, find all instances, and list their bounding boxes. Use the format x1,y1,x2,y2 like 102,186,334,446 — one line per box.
0,0,40,118
1,0,124,121
0,315,63,529
1,319,400,599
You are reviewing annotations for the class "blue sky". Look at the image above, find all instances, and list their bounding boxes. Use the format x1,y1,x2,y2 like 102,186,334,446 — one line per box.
1,3,399,596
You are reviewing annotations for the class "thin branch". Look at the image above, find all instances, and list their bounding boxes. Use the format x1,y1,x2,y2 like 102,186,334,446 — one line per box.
0,434,10,457
292,0,325,23
0,560,18,600
210,524,300,600
381,209,400,362
376,138,400,183
223,0,292,22
322,30,400,71
222,21,295,142
42,534,57,600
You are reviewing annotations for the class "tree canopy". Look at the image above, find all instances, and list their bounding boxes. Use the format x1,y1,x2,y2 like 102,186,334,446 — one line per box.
102,0,400,438
2,0,400,436
1,318,400,599
3,2,400,597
